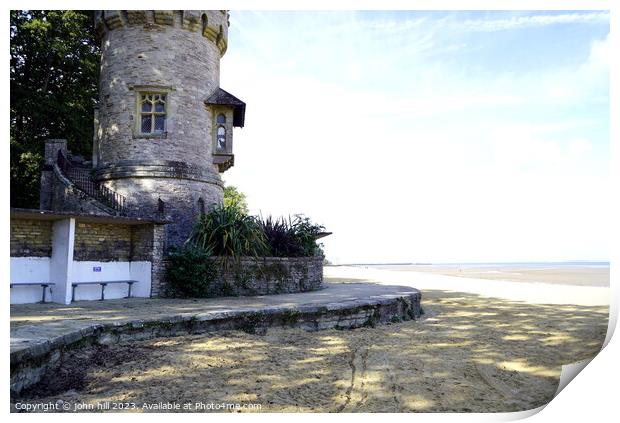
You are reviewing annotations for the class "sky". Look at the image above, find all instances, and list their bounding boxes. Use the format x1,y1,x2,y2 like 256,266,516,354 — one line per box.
219,10,610,264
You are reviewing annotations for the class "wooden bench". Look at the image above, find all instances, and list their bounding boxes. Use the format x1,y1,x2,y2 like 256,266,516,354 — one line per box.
71,280,138,302
10,282,55,303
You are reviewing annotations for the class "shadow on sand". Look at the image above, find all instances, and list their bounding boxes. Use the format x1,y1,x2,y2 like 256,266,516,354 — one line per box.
12,289,608,413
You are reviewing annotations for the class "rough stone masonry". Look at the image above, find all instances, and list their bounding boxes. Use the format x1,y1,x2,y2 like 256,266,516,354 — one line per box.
41,10,245,249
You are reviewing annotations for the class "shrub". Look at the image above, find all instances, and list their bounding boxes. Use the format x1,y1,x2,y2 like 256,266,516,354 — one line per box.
292,214,325,257
165,244,218,298
259,214,325,257
188,204,268,265
223,185,249,214
260,215,304,257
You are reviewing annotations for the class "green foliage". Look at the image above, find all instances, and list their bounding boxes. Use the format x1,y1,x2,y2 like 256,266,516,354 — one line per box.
259,215,302,257
291,215,326,257
165,244,219,298
10,10,100,207
175,206,327,297
223,185,249,214
10,141,43,208
188,205,326,262
259,214,325,257
188,204,268,264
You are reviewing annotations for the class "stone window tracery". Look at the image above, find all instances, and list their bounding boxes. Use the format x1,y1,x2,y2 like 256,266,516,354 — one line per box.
139,93,166,134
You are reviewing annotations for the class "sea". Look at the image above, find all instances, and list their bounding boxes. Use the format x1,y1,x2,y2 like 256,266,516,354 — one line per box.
348,261,609,269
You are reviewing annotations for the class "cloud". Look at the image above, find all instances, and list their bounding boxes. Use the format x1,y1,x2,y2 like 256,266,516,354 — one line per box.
222,11,610,263
584,32,610,70
461,11,609,32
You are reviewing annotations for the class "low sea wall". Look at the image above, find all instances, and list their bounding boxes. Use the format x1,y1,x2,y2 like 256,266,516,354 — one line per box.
208,256,324,296
10,288,422,395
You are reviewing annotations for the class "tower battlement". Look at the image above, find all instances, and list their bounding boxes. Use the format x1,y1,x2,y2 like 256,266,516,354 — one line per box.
94,10,229,55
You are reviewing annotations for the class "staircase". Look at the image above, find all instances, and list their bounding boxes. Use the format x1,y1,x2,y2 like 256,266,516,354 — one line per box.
56,150,127,215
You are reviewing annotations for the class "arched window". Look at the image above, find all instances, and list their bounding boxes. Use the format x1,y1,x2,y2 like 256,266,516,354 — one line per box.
201,14,208,34
197,197,205,215
217,126,226,152
217,113,226,124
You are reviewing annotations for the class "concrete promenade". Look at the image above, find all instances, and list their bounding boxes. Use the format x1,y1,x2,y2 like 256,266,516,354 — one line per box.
11,282,419,332
10,283,422,394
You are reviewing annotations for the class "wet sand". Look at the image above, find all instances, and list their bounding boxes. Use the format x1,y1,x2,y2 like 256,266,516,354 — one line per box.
12,266,610,413
365,264,609,287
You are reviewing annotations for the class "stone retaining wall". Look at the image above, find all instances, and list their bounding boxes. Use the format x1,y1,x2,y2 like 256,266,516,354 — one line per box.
10,290,422,395
208,256,323,297
72,221,159,263
10,219,53,257
74,222,132,261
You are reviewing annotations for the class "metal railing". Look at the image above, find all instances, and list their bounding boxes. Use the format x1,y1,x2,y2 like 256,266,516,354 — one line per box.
57,150,126,215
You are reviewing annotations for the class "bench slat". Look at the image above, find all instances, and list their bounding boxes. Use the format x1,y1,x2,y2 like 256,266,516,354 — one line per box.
71,280,137,285
71,280,138,302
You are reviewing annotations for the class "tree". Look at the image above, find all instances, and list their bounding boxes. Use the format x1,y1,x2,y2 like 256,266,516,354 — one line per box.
10,10,100,208
223,185,249,214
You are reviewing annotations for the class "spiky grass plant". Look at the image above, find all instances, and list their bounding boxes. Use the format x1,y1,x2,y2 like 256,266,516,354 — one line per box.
260,215,304,257
258,214,325,257
188,204,268,267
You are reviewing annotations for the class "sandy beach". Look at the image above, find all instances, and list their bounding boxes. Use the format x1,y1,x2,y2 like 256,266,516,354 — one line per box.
13,265,610,413
325,265,610,306
367,264,610,287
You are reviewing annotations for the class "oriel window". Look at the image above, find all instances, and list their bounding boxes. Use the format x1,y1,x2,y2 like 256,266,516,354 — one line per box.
217,126,226,152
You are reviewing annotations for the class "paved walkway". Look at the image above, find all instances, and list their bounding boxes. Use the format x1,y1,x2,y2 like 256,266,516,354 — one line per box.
10,283,419,355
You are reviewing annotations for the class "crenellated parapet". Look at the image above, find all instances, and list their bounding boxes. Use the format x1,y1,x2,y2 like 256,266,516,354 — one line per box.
94,10,229,55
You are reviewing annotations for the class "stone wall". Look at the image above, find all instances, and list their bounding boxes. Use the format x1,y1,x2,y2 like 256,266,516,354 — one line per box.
10,216,163,264
203,256,324,297
150,225,167,297
39,12,241,250
10,211,168,304
72,222,164,264
10,219,53,257
96,11,227,167
130,224,154,261
102,176,222,248
94,10,230,246
10,288,422,395
73,222,132,261
50,167,117,216
40,139,67,211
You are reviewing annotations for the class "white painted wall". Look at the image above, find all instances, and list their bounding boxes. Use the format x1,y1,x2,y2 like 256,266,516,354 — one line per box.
10,256,152,304
50,218,75,304
129,261,152,297
11,217,153,304
10,257,51,304
71,261,151,301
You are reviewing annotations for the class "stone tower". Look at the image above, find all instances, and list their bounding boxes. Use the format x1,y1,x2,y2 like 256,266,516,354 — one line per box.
91,10,245,246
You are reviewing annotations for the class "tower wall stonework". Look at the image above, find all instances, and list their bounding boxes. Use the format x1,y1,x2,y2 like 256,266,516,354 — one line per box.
94,10,230,247
103,177,221,246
